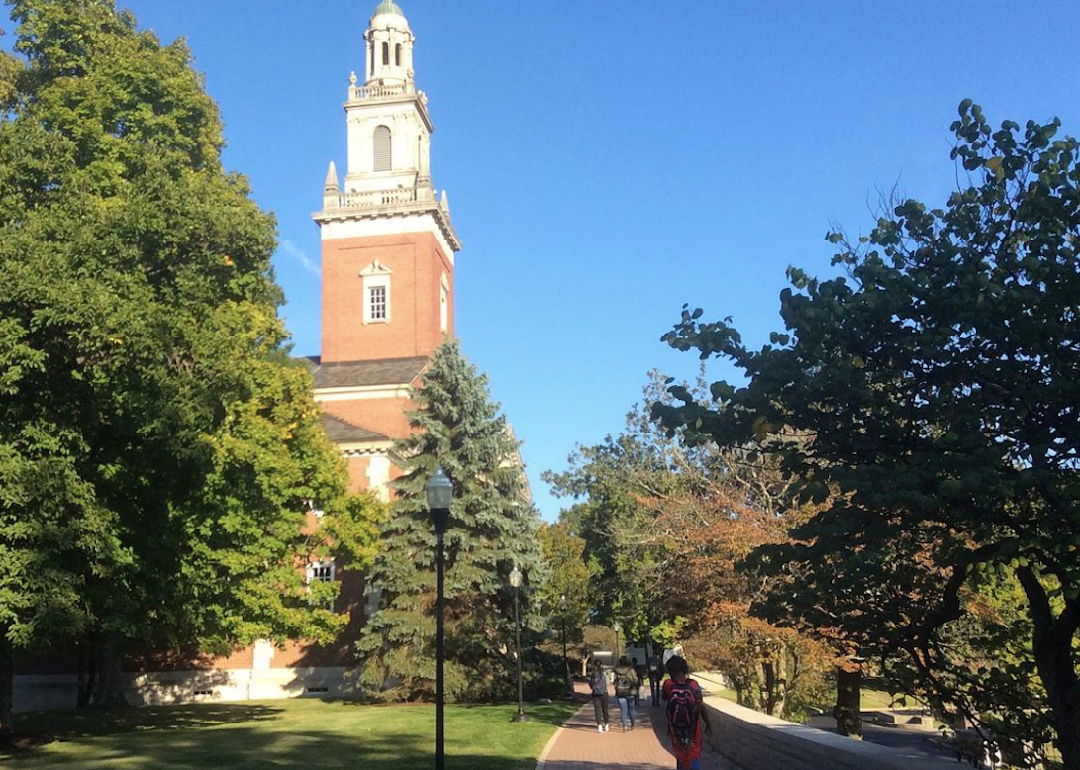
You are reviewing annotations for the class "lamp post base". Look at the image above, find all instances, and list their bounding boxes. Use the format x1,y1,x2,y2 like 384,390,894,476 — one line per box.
510,712,531,723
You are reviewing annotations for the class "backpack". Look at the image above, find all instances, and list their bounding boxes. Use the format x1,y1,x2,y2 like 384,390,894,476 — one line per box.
589,668,607,696
647,655,662,674
666,680,699,747
614,669,634,697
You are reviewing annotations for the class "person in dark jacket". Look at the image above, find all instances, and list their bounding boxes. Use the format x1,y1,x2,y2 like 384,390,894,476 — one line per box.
588,658,610,732
612,655,640,731
632,656,646,706
646,650,664,705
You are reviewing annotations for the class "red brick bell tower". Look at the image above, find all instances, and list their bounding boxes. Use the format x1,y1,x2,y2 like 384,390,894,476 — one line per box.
310,0,461,498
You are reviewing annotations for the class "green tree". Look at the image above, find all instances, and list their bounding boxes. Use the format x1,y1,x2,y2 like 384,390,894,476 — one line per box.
547,374,832,722
0,0,377,724
357,341,544,702
545,375,693,648
654,101,1080,767
536,523,592,678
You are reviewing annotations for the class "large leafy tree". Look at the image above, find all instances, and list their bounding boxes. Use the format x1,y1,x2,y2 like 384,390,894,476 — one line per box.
549,375,830,720
545,374,693,647
654,101,1080,767
535,523,592,678
358,341,544,702
0,0,376,724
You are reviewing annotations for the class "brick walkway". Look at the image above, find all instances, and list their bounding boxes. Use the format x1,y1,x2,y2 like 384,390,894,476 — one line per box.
537,683,738,770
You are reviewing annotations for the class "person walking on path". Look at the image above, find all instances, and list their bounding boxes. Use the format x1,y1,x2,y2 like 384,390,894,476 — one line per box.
588,658,611,732
632,656,646,706
646,650,664,706
662,655,711,770
613,655,640,731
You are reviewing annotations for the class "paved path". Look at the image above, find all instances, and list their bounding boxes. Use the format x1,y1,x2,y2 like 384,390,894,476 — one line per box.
538,683,739,770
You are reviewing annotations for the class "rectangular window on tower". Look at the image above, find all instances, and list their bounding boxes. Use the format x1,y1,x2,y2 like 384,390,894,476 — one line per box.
361,260,391,324
369,285,387,321
440,275,449,333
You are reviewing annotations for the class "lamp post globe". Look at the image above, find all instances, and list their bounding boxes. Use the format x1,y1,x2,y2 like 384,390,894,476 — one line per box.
426,465,452,770
426,465,453,534
509,565,529,723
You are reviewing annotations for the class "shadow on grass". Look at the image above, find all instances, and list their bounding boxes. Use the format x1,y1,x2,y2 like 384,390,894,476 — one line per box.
4,727,545,770
453,701,578,728
330,697,579,728
6,703,284,740
1,699,582,770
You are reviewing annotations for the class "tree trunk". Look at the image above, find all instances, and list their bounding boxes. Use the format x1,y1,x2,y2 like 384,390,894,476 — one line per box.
753,657,768,713
772,647,788,720
76,639,98,709
1038,637,1080,770
0,633,13,734
1017,567,1080,770
89,632,128,708
834,663,863,738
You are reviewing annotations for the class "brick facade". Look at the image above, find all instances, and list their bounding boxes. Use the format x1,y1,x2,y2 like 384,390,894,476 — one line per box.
321,231,454,364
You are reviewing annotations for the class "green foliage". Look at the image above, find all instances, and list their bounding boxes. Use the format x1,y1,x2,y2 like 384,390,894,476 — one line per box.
357,341,544,702
655,101,1080,767
0,0,369,720
534,523,591,652
650,616,687,650
544,373,699,645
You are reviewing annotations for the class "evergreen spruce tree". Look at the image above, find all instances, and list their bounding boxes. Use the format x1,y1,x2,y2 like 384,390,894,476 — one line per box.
358,340,545,702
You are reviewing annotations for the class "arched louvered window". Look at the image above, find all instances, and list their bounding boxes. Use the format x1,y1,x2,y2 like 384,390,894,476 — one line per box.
373,126,392,172
395,43,401,66
382,42,389,66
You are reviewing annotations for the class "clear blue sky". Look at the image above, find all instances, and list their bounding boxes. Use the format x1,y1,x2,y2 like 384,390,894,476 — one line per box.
8,1,1078,520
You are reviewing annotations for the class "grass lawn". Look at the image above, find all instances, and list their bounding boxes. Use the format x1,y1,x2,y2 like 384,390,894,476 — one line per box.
0,698,581,769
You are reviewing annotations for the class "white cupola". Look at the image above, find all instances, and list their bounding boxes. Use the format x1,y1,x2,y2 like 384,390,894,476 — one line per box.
316,0,458,258
364,1,414,85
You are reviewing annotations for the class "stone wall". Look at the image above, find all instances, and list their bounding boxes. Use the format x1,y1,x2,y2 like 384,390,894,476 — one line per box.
702,696,924,770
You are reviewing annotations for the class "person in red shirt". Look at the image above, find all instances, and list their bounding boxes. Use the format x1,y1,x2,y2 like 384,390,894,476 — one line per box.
661,656,711,770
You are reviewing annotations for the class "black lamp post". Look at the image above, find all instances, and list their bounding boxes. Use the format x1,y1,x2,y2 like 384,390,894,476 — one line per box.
509,565,529,723
426,466,453,770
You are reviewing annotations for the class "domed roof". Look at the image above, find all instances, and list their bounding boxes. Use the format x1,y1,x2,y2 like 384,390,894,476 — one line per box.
372,1,406,17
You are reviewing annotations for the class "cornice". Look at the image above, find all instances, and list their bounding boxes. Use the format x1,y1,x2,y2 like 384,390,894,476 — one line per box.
312,199,461,253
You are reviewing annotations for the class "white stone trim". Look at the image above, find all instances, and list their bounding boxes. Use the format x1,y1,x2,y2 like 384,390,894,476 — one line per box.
339,440,396,457
314,385,412,401
361,263,391,325
365,455,393,502
315,210,457,265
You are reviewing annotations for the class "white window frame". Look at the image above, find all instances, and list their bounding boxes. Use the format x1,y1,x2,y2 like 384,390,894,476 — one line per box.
360,259,392,325
306,560,337,609
308,561,336,584
368,283,388,322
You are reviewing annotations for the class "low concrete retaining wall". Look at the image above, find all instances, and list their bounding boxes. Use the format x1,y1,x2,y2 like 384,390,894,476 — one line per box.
703,696,917,770
14,666,360,712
